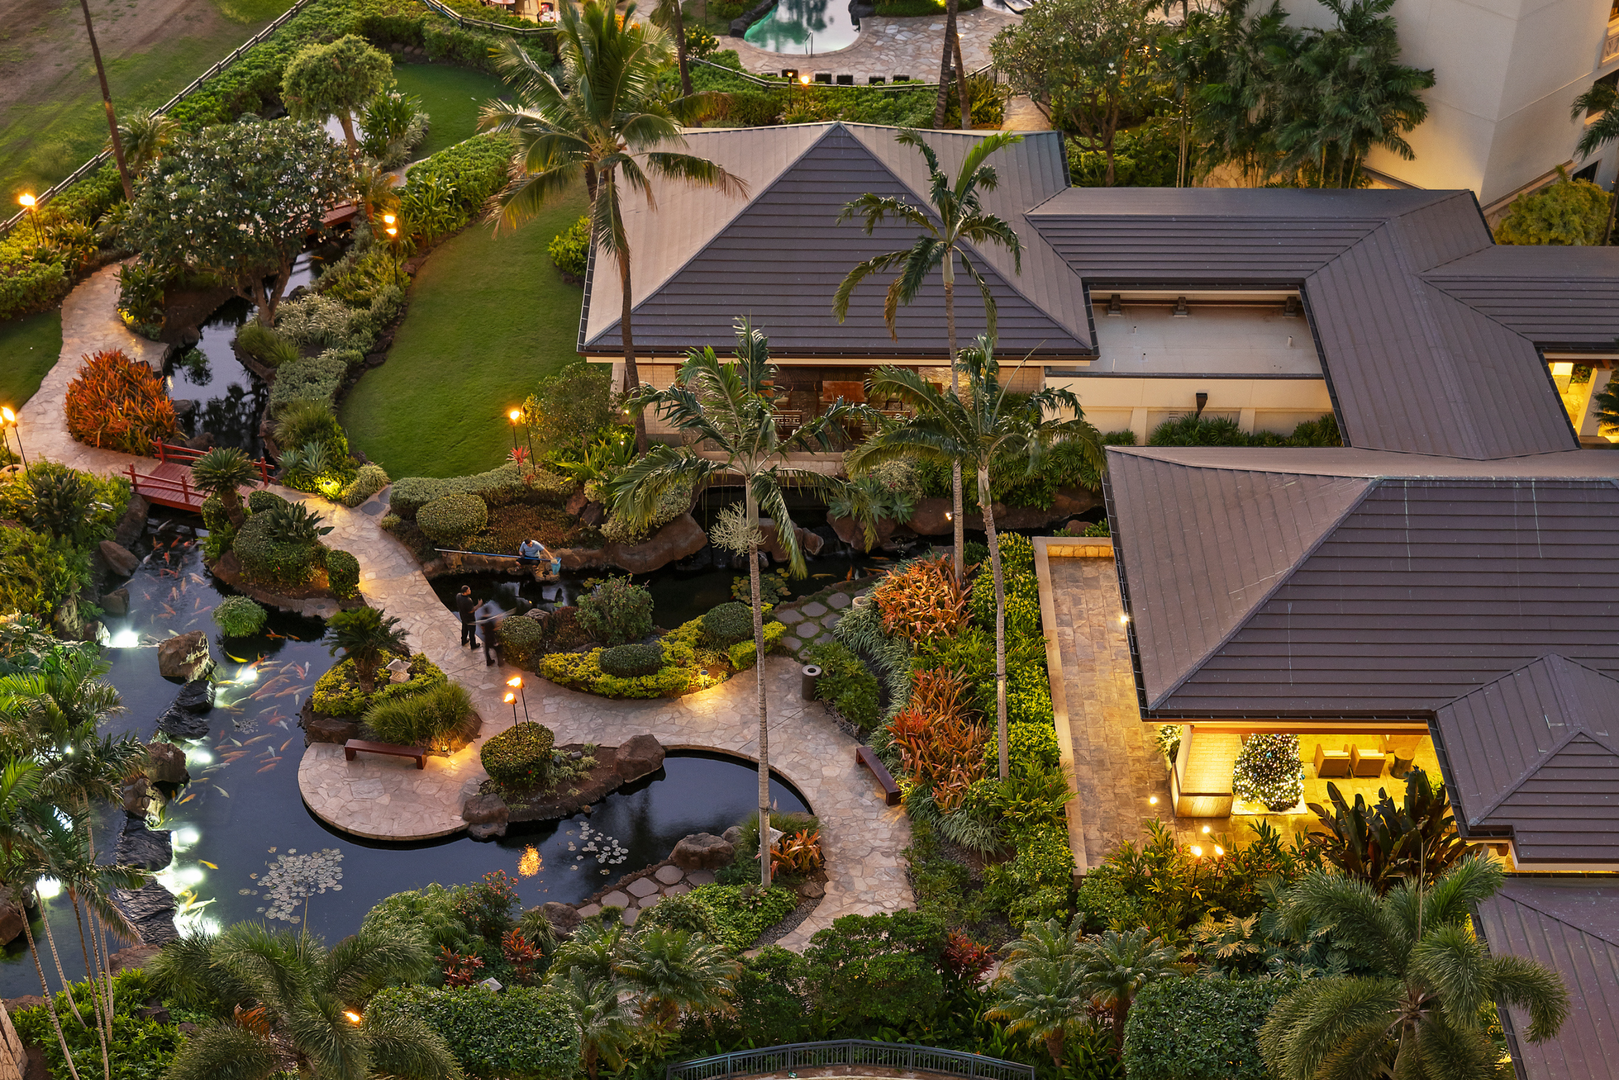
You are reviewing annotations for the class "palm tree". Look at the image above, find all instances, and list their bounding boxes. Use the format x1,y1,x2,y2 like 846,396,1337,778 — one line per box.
554,967,634,1080
1261,854,1569,1080
616,926,739,1033
833,129,1024,584
1071,928,1185,1051
324,608,408,692
112,109,179,176
151,922,455,1080
191,447,259,528
607,320,854,886
932,0,970,129
650,0,694,98
847,341,1101,779
478,0,746,453
988,919,1090,1066
75,0,134,200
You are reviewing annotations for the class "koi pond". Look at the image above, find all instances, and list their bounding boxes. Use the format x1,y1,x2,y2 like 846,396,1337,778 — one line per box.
0,517,809,998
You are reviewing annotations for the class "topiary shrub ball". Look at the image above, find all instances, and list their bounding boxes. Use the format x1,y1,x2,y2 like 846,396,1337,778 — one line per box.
214,595,268,638
481,723,556,788
249,489,290,514
599,642,665,678
702,601,753,646
416,493,489,544
325,549,361,600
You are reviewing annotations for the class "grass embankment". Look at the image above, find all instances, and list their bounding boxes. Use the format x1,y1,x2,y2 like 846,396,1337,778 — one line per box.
392,63,508,159
0,311,62,410
0,0,299,200
340,189,589,479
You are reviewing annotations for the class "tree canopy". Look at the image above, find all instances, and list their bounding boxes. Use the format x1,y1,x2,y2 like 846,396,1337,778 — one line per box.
281,34,395,157
125,119,351,326
1495,170,1611,245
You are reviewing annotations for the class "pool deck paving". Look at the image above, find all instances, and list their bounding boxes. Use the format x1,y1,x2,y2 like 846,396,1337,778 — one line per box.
726,7,1020,84
19,264,913,949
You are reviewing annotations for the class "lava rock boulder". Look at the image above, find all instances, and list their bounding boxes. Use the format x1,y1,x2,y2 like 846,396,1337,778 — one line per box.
99,539,139,577
157,631,212,681
670,832,734,871
145,742,189,786
615,734,665,783
115,819,173,872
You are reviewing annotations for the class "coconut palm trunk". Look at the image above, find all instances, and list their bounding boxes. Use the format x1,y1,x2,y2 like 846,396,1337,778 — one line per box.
617,248,649,452
746,484,771,887
21,911,81,1080
978,465,1008,780
933,0,961,129
944,268,965,584
77,0,133,202
37,889,85,1026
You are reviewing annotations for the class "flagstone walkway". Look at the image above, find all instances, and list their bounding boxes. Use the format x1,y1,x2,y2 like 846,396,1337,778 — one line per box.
726,7,1019,82
18,264,913,949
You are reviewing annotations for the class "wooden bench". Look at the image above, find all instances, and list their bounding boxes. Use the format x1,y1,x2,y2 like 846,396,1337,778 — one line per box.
856,746,901,806
344,739,425,769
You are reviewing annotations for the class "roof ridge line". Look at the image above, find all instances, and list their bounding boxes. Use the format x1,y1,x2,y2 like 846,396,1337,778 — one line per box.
1494,885,1619,951
1468,724,1585,826
589,124,836,346
1145,472,1379,712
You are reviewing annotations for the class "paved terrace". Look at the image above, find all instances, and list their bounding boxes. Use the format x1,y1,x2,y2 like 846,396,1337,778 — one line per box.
726,7,1019,83
19,264,912,950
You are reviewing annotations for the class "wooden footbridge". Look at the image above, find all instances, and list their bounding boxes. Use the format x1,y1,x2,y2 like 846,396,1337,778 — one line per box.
125,442,274,511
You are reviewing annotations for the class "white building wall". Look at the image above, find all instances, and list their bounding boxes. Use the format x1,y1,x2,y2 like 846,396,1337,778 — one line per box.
1047,376,1336,444
1281,0,1619,207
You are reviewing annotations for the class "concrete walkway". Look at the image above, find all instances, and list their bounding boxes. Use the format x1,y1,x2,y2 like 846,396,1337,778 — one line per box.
19,264,912,949
727,7,1019,82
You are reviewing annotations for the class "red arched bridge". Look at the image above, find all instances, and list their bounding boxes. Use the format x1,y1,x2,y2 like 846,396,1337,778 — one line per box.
665,1042,1036,1080
125,442,274,511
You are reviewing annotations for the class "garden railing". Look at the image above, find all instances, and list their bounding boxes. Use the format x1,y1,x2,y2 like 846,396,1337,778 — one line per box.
666,1041,1036,1080
693,56,994,90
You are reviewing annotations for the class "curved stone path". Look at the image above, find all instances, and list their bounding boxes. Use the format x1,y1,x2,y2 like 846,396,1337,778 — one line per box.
18,264,912,949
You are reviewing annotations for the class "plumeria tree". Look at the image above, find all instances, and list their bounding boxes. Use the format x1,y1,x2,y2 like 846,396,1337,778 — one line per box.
607,320,854,886
125,119,351,326
281,35,395,159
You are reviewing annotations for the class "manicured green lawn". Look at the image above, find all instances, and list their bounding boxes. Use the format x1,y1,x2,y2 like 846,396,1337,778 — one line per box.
0,310,62,411
340,189,589,479
392,64,509,160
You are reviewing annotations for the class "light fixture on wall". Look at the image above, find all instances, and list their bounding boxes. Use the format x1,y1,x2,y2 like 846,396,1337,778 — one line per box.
1173,296,1189,317
1107,293,1122,316
1284,295,1299,318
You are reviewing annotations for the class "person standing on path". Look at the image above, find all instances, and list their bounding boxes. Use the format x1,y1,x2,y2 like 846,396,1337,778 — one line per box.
456,585,478,648
475,599,505,667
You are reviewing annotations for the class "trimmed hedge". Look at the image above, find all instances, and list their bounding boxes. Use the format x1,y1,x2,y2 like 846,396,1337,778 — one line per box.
366,984,578,1080
248,490,289,513
480,722,556,787
538,648,691,699
325,548,361,599
417,493,488,543
1122,976,1286,1080
390,463,569,518
702,601,752,646
499,614,546,671
728,621,786,670
599,642,664,677
232,512,320,588
337,463,390,507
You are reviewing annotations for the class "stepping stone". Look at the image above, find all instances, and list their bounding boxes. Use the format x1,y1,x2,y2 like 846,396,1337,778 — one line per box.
828,592,852,609
782,635,803,652
627,877,660,898
639,893,662,910
663,882,690,897
801,601,829,618
621,906,641,926
577,904,602,918
825,613,841,629
684,870,716,887
776,609,806,625
655,864,685,886
601,890,631,908
814,630,835,644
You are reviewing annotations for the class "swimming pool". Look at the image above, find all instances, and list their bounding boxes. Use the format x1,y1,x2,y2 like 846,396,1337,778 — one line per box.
742,0,862,55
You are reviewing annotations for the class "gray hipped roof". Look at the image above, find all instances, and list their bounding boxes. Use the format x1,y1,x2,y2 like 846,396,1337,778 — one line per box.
1436,656,1619,865
1105,446,1619,717
1474,878,1619,1080
581,123,1089,358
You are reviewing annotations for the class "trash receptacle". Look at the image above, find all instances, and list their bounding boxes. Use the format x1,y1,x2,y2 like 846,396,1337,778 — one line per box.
800,664,822,702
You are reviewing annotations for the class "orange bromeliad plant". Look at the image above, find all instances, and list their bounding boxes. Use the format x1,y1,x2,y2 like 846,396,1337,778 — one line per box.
63,349,179,456
872,554,968,641
887,667,985,811
770,828,825,876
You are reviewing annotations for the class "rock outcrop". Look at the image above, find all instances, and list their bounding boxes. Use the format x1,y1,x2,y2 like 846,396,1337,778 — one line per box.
145,742,189,786
614,734,665,783
114,818,173,871
157,631,211,681
98,539,139,577
670,832,734,870
462,793,510,840
603,514,708,574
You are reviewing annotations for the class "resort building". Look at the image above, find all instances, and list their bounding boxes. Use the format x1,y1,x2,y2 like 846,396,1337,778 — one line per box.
583,121,1619,1080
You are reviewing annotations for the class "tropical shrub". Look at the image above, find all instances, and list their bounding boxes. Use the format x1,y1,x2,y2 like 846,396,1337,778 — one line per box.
213,595,268,637
806,640,880,729
682,884,801,951
0,526,78,625
267,347,362,415
801,911,949,1032
1496,169,1610,245
365,681,479,752
338,463,390,507
984,720,1062,776
599,642,665,677
367,984,579,1080
702,601,753,646
636,892,723,939
117,259,168,336
873,555,968,641
599,477,694,544
325,548,361,599
397,132,516,244
417,493,489,543
236,321,302,368
771,828,823,877
537,648,691,698
499,615,547,671
984,824,1076,927
232,511,321,587
480,722,557,787
11,970,183,1080
576,575,653,646
1122,976,1286,1080
1232,734,1304,811
0,461,129,550
64,349,179,455
547,215,591,279
888,668,984,811
312,652,446,717
273,397,347,452
727,621,786,670
1304,767,1469,894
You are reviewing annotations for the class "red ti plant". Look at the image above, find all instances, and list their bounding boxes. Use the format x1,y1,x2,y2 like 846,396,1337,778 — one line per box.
501,928,545,984
438,946,485,988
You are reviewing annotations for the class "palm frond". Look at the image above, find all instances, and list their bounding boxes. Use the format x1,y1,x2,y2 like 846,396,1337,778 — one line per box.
1485,953,1570,1043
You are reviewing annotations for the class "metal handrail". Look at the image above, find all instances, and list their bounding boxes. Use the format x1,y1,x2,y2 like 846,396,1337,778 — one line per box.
694,56,993,90
666,1041,1037,1080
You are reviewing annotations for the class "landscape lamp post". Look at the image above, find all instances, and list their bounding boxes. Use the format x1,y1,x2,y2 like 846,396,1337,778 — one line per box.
17,194,43,247
504,690,519,728
1,407,28,467
382,213,401,286
508,409,523,458
507,675,530,724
